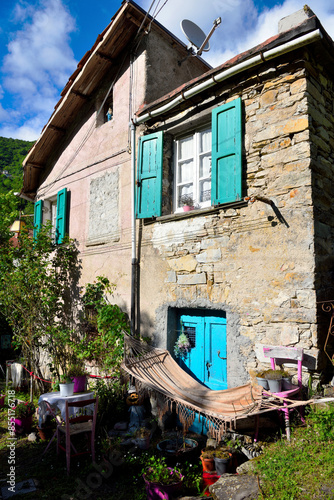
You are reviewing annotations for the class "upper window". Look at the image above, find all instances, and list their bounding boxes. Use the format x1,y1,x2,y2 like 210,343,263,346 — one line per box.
174,128,211,211
136,98,242,219
34,188,68,244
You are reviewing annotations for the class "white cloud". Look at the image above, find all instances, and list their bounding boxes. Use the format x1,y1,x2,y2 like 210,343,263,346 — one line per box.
1,0,77,139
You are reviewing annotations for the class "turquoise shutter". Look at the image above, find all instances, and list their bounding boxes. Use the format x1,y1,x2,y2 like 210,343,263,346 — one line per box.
211,98,242,205
33,200,43,239
136,131,163,218
55,188,68,244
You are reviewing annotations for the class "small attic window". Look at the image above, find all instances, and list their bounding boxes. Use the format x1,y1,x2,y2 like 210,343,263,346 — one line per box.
104,96,113,123
96,91,113,127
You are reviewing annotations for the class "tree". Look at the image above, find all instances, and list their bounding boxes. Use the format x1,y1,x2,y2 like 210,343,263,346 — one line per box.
0,219,82,390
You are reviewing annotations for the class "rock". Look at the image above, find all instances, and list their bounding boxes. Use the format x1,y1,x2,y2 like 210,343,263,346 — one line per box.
27,432,37,442
236,459,257,475
209,474,260,500
113,421,128,430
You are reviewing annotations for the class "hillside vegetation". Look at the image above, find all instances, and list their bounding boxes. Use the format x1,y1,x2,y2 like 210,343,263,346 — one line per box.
0,136,35,194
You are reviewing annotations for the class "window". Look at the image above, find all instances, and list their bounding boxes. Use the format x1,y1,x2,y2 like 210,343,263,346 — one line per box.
136,98,242,219
174,128,211,211
33,188,68,244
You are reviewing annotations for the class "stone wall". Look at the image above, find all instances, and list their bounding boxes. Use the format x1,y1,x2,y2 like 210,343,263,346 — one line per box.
138,53,323,386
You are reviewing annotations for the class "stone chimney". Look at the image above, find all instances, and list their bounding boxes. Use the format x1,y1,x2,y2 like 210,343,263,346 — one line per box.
278,5,315,33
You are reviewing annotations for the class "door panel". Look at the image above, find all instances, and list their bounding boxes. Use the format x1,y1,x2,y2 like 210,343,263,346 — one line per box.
179,314,227,390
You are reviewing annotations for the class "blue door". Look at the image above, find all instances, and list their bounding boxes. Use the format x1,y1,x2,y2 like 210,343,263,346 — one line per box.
179,315,227,390
177,314,227,434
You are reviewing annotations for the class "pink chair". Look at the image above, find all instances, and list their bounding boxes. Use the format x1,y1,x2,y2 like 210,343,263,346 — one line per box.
56,396,98,475
255,346,304,441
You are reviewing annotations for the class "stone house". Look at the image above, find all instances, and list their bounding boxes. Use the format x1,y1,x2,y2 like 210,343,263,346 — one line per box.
22,4,334,389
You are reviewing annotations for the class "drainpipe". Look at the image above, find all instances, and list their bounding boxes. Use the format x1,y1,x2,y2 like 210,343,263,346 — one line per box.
134,29,322,124
130,120,137,336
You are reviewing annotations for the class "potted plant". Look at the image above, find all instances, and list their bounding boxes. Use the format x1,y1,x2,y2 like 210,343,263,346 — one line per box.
200,447,216,472
14,401,35,434
180,194,194,212
142,456,183,500
255,369,269,389
213,448,231,475
174,322,191,359
134,426,151,450
59,375,75,397
281,370,293,391
265,369,284,393
68,364,86,393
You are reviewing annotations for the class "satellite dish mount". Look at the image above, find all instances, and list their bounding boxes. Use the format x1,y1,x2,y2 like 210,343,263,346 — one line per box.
180,17,221,57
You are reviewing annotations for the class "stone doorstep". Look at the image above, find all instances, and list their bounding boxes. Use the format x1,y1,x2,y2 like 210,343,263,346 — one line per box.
1,478,37,499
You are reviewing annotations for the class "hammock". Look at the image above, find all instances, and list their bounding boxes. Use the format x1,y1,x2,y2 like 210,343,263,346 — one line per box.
122,334,311,440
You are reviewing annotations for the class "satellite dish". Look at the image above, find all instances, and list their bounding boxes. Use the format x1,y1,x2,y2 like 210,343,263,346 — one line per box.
181,19,210,52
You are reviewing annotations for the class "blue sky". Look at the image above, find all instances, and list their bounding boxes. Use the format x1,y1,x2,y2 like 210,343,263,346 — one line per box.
1,0,334,140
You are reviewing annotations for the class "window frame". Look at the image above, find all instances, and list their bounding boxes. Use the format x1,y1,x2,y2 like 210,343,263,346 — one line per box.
173,125,212,212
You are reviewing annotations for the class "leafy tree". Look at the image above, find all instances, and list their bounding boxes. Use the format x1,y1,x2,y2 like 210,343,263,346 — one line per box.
0,221,81,390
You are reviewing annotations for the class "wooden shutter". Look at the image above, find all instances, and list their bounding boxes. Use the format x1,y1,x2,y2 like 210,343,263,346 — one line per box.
55,188,68,244
33,199,43,239
211,98,242,205
136,131,163,218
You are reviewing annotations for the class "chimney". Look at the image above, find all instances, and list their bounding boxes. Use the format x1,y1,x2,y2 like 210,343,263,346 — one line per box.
278,5,315,33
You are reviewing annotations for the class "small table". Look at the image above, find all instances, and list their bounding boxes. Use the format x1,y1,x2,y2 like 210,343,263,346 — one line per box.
38,391,95,424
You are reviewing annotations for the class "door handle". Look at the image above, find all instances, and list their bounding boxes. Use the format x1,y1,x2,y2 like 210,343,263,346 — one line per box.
217,350,225,359
206,361,212,370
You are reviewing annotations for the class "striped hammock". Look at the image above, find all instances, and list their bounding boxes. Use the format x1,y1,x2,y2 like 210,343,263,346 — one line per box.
122,333,310,440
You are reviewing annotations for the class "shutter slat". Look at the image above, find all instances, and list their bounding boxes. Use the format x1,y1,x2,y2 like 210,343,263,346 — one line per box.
211,98,242,205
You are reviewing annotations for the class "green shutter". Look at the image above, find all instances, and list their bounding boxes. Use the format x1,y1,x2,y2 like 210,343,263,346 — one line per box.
33,200,43,239
55,188,68,244
211,98,242,205
136,131,163,218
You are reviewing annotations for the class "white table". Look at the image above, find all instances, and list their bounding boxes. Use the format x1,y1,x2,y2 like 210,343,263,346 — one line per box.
38,391,95,424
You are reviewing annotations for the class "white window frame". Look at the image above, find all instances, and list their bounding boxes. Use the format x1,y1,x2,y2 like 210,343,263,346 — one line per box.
43,197,57,240
174,126,212,212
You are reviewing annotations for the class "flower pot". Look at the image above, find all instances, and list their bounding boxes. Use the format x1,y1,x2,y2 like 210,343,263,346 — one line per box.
157,438,198,459
72,375,86,393
59,382,74,397
256,377,269,390
183,205,194,212
37,426,54,441
143,469,183,500
200,455,215,472
134,435,150,450
283,376,293,391
14,415,32,435
202,471,220,492
214,456,230,475
267,378,282,393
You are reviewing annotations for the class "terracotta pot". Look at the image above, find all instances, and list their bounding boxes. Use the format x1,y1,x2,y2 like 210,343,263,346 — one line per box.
37,426,54,441
200,455,215,472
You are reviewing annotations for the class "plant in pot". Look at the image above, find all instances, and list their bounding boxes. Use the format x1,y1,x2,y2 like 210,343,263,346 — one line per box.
59,375,75,397
200,447,216,473
142,456,183,500
265,369,284,393
14,401,35,435
281,370,293,391
214,448,231,475
180,194,194,212
68,363,87,393
255,369,269,390
174,322,191,360
134,426,151,450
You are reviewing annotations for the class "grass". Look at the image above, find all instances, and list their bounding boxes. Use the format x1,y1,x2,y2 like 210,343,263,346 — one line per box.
255,404,334,499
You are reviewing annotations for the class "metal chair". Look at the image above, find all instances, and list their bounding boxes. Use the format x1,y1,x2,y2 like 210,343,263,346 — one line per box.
56,396,98,475
255,346,304,441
